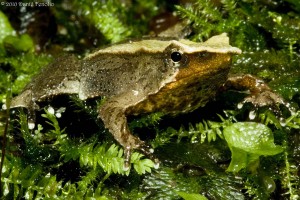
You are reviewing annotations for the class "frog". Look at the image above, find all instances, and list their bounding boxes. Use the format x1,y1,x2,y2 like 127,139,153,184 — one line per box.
10,33,244,167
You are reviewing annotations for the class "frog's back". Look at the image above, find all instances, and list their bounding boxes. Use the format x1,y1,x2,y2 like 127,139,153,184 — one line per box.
10,49,170,110
10,55,81,109
78,51,171,100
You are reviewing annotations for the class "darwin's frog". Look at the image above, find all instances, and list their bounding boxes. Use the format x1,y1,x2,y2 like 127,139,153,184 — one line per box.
11,33,244,166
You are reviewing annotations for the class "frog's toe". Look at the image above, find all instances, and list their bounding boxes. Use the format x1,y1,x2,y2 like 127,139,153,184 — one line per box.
123,146,132,171
139,142,154,155
242,90,285,108
238,90,290,118
138,143,160,165
123,141,159,170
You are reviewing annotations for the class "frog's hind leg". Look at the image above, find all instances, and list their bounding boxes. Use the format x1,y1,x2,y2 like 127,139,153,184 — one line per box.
99,102,152,169
10,89,39,129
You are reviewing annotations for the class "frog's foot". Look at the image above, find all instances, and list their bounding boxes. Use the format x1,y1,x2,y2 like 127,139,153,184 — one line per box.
27,108,37,129
239,90,288,119
240,90,285,108
123,137,158,170
225,74,287,113
123,137,145,170
137,142,160,167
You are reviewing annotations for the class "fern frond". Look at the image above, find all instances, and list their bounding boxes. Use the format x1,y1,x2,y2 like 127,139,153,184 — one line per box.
258,109,282,129
281,140,300,199
40,109,155,176
284,111,300,129
80,143,154,175
129,112,163,130
152,111,238,148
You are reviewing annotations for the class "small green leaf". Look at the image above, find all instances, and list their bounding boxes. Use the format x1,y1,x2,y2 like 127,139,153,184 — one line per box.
177,191,208,200
224,122,284,172
3,34,34,53
133,157,155,174
0,11,15,43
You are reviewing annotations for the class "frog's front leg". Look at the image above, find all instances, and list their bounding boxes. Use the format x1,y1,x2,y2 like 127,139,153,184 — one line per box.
224,74,285,107
98,97,152,168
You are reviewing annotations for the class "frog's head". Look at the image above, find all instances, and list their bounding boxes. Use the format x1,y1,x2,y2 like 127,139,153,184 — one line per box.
163,33,241,83
141,33,242,114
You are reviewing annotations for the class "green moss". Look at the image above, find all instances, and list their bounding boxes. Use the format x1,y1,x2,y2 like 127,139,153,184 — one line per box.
0,11,15,43
0,52,52,102
0,11,52,102
72,0,159,43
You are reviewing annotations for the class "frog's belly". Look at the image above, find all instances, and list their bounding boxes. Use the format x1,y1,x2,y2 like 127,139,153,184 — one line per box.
126,70,228,116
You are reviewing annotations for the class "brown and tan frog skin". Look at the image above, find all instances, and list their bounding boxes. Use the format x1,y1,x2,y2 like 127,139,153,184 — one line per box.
10,33,242,166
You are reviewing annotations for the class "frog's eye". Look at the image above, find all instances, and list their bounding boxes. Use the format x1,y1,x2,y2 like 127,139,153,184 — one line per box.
171,51,182,63
167,49,188,67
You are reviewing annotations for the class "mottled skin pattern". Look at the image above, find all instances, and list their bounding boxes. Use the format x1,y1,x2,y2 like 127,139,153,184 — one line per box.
10,34,242,166
127,53,232,115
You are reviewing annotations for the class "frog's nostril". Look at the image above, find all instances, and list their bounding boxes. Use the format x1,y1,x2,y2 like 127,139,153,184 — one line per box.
171,51,182,62
198,51,209,57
